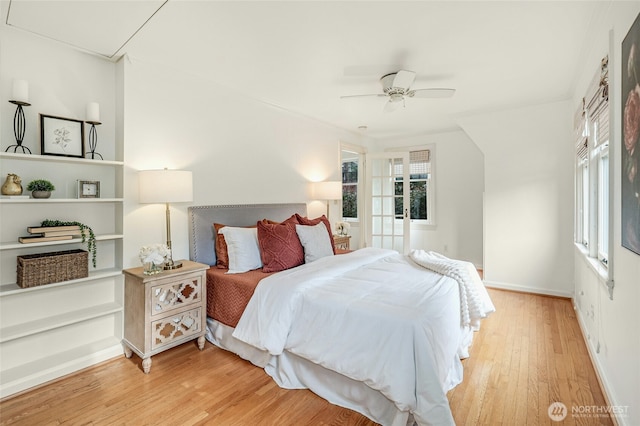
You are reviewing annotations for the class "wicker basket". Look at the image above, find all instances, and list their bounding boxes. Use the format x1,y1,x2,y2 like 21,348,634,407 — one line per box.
17,249,89,288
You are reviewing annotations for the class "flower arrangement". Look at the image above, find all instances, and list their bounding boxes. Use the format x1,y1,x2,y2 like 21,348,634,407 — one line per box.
138,244,170,275
335,221,351,236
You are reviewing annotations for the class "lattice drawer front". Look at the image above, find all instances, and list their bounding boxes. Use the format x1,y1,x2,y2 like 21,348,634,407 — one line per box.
151,307,201,350
151,276,202,316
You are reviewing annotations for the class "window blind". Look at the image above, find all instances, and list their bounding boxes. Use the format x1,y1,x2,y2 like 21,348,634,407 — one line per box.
575,100,588,162
409,150,431,175
586,56,609,149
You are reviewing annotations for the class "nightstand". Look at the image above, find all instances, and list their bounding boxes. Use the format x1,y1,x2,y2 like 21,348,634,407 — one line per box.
122,260,208,373
333,235,351,250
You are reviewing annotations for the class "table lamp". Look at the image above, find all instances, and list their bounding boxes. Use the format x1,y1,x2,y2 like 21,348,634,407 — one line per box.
139,169,193,270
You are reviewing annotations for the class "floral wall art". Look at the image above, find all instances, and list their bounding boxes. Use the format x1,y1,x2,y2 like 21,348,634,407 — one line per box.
622,12,640,255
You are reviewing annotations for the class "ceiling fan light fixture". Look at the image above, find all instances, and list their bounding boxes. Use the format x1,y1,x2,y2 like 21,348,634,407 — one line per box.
389,93,404,103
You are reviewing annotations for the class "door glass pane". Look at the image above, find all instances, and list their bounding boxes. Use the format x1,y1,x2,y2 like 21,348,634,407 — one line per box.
382,177,392,196
372,177,381,195
383,216,393,235
372,216,382,234
372,197,382,215
382,196,394,215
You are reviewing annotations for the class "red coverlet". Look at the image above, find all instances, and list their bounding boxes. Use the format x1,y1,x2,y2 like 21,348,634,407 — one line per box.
206,267,275,327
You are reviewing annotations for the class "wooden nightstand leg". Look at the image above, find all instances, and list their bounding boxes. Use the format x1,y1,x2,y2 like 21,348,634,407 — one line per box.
123,343,133,359
197,335,205,350
142,357,152,374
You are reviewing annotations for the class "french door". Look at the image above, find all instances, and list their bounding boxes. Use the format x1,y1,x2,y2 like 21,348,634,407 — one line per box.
364,152,410,254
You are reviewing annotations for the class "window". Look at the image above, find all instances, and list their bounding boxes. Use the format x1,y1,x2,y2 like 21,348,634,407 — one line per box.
598,147,609,264
394,149,433,224
342,158,358,218
341,146,364,221
574,55,609,268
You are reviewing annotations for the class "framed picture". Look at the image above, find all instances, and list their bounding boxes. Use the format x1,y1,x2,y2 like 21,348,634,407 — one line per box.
40,114,85,158
622,12,640,255
77,180,100,198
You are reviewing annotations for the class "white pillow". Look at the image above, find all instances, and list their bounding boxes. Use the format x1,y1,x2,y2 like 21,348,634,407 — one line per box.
295,222,334,263
218,226,263,273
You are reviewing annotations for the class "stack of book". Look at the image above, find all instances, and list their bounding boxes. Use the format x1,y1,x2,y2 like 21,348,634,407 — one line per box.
19,225,86,244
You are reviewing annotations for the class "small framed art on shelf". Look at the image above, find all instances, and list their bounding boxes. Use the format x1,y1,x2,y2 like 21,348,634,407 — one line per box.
40,114,85,158
77,180,100,198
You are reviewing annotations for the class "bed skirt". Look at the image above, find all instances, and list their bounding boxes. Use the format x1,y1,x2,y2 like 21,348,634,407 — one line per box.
205,317,415,426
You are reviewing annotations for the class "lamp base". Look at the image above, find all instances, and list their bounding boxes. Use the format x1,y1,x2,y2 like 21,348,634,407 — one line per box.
163,260,183,270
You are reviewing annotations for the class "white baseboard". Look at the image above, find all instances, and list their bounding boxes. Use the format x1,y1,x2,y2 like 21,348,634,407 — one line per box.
483,280,573,298
0,342,122,399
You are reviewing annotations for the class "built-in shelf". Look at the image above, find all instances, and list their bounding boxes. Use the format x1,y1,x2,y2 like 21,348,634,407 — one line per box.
0,234,124,251
0,268,124,296
0,142,124,398
0,198,123,204
0,302,122,343
0,152,123,166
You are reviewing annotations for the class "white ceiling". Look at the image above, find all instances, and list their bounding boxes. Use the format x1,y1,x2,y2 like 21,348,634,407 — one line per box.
5,0,167,58
4,1,605,139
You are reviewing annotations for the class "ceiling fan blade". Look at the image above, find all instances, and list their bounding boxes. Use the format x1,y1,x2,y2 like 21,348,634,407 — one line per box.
392,70,416,90
340,93,387,99
408,88,456,98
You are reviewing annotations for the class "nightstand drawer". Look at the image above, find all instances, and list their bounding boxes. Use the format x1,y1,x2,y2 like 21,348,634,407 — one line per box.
150,273,203,317
151,307,202,350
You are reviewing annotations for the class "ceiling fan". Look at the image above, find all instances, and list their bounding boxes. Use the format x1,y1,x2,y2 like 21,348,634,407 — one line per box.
341,69,455,112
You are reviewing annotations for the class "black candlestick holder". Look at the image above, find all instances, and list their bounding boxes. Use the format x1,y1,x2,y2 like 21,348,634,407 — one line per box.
5,100,31,154
85,121,103,160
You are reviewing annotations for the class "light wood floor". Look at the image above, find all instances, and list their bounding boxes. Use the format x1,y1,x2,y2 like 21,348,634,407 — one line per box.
0,289,613,426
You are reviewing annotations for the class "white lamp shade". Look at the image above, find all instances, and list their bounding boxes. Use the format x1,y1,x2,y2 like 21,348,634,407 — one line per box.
139,170,193,204
312,181,342,200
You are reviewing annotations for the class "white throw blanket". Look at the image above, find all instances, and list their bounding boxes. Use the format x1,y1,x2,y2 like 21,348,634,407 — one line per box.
409,250,495,330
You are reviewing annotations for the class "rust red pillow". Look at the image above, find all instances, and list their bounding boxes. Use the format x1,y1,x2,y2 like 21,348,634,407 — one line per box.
213,223,230,269
215,216,299,269
257,220,304,272
294,214,336,254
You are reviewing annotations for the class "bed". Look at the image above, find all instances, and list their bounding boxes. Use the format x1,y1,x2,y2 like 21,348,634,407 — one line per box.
188,203,494,426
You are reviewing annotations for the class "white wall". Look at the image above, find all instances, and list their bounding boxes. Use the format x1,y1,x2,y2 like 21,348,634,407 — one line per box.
459,100,575,297
121,57,365,267
571,3,640,425
377,129,484,267
0,27,116,160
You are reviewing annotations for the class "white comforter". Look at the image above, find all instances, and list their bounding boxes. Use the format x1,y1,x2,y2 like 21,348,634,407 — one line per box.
233,247,489,426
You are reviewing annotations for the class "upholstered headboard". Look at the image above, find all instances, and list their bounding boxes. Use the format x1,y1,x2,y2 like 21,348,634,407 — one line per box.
188,203,308,266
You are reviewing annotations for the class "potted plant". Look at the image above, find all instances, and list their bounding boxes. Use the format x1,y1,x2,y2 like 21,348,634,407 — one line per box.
26,179,55,199
40,219,97,268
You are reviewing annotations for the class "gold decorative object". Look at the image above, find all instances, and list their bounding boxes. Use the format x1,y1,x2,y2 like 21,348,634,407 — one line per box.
1,173,23,195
